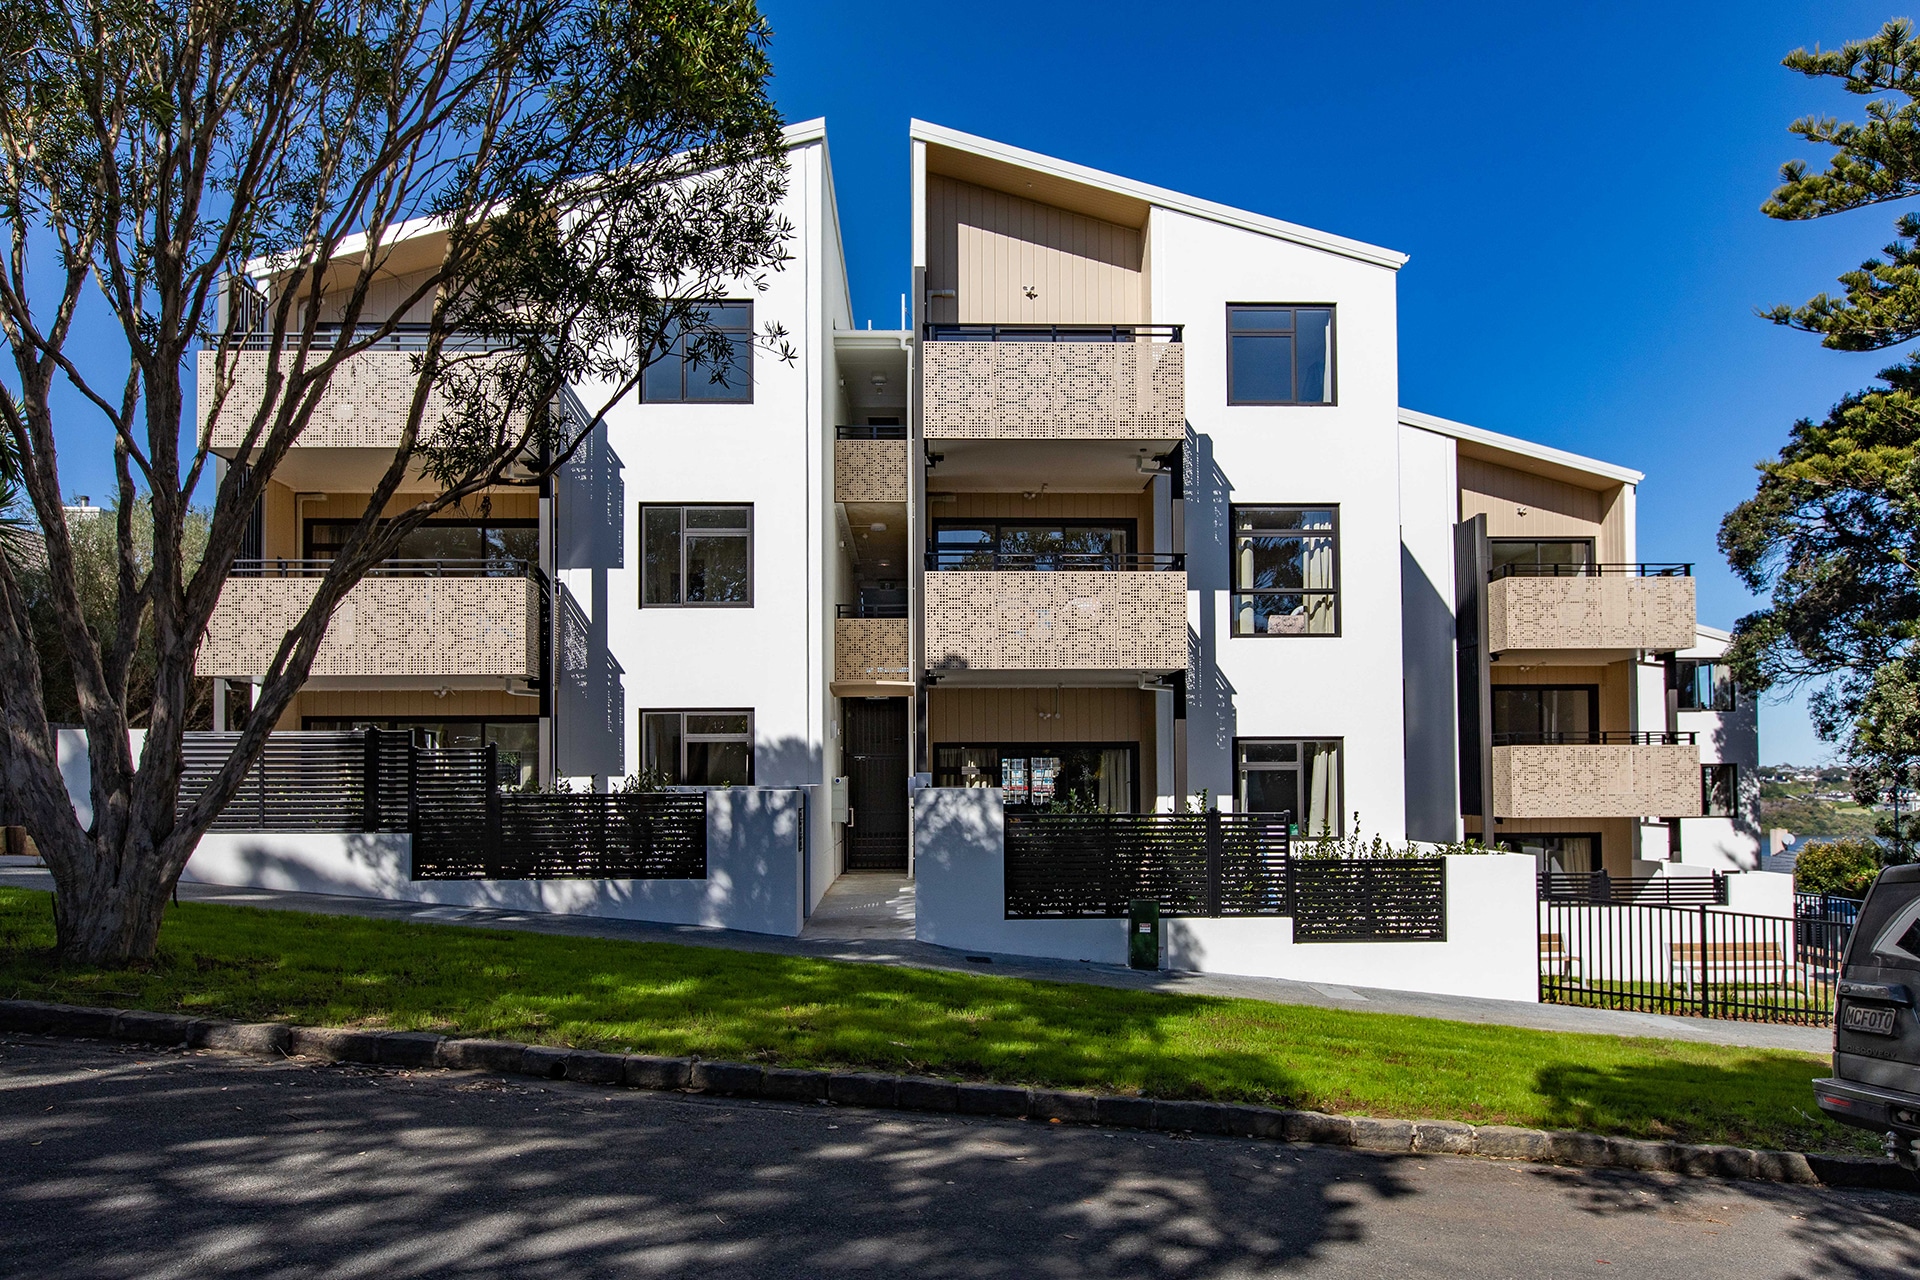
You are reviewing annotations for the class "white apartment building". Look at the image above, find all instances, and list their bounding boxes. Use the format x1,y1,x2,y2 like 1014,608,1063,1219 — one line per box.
190,119,1758,940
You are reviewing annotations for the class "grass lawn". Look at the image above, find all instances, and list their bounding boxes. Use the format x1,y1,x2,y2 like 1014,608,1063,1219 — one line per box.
0,886,1865,1155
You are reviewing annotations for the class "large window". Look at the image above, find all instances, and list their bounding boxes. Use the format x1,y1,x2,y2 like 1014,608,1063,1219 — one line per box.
1231,506,1337,636
302,716,538,788
1489,539,1593,576
642,711,753,786
1674,659,1736,712
1702,763,1739,818
1500,832,1601,876
304,518,537,568
640,301,753,403
1226,305,1334,405
1235,739,1342,834
641,505,752,606
932,743,1136,812
929,519,1134,571
1491,685,1598,744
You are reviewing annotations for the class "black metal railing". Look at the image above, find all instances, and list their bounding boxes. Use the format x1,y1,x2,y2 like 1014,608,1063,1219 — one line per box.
836,424,908,440
1796,891,1864,925
1291,859,1447,942
925,551,1185,572
925,322,1183,343
230,557,542,580
1004,811,1288,919
1540,869,1727,906
230,322,521,353
1492,731,1697,747
178,729,412,833
1540,900,1839,1025
837,602,909,619
1489,562,1692,580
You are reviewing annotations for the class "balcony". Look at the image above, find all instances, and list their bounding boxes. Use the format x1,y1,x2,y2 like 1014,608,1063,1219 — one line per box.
199,326,512,453
923,553,1187,675
197,560,543,681
1486,564,1695,655
835,604,911,689
835,426,908,504
921,324,1184,441
1491,731,1703,820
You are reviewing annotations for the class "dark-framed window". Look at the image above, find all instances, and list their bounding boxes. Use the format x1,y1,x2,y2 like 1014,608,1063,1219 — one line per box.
1231,506,1337,636
641,710,753,786
640,301,753,403
929,518,1135,571
1499,832,1601,876
932,742,1138,812
1234,738,1342,834
1491,685,1599,744
304,517,538,567
302,716,538,788
641,505,752,606
1226,304,1335,405
1489,538,1594,575
1674,659,1736,712
1702,763,1739,818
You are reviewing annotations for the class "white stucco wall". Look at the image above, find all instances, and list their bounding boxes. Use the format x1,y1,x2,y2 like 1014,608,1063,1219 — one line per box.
914,787,1540,1001
1151,206,1409,838
183,787,808,936
1673,626,1763,872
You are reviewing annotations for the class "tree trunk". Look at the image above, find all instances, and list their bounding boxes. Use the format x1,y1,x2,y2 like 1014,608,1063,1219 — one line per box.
46,828,179,966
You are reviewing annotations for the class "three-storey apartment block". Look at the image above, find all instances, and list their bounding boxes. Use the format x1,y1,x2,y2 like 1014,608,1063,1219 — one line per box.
189,118,1757,936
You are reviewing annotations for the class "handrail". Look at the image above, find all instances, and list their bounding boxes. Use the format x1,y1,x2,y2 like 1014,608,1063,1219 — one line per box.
1490,562,1692,580
231,557,542,580
228,322,522,353
924,551,1186,572
837,603,909,619
836,425,907,440
923,322,1184,343
1493,730,1697,747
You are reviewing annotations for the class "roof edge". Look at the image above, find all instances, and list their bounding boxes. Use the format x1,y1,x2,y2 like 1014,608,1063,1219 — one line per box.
1398,407,1644,486
909,120,1409,271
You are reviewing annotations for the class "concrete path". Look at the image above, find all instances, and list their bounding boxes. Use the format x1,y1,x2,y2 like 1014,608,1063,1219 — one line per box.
0,1035,1913,1279
0,867,1830,1053
800,871,915,941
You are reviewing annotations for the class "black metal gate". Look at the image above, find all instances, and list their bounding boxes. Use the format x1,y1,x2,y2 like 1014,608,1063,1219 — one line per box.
843,698,908,870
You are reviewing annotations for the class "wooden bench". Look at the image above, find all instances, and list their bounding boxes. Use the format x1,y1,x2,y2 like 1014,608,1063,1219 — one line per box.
1670,941,1788,995
1540,933,1580,982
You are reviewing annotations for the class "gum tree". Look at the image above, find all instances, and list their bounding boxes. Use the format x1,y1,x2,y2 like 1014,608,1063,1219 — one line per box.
0,0,794,963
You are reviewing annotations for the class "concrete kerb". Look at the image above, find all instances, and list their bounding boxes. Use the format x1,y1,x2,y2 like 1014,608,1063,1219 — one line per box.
0,997,1906,1191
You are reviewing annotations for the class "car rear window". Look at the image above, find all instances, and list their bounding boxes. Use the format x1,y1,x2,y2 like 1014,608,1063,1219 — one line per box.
1852,876,1920,973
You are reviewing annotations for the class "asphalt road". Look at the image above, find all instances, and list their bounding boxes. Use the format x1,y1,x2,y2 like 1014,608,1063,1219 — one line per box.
2,1036,1917,1279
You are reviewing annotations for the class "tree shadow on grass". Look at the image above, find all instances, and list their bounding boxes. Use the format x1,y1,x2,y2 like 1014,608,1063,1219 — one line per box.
1533,1057,1878,1155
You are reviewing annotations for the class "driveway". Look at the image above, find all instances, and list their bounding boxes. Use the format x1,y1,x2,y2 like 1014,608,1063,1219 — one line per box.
0,1035,1914,1278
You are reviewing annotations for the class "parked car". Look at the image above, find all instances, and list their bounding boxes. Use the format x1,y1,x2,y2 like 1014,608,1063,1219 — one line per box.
1815,864,1920,1172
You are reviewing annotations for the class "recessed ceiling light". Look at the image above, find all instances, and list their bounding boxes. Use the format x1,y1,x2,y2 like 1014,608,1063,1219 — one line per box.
870,522,887,532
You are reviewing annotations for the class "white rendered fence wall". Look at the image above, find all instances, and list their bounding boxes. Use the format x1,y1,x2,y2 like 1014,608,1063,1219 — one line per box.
912,787,1539,1002
181,787,808,936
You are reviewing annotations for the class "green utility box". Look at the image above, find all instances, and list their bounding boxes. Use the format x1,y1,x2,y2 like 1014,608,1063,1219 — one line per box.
1128,899,1161,970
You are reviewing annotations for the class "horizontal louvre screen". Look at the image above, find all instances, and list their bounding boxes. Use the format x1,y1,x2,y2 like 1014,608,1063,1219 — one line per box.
1289,860,1447,942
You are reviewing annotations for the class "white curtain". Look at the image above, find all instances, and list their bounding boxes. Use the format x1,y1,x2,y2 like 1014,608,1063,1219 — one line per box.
1305,742,1339,835
1098,749,1132,813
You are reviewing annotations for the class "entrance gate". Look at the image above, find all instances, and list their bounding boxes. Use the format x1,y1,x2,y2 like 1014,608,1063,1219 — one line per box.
844,698,908,870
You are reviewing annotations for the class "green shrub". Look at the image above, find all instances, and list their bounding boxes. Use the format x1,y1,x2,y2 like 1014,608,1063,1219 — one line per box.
1794,838,1882,898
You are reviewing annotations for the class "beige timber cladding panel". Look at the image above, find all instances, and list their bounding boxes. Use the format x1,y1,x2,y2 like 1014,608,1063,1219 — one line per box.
924,571,1186,672
835,618,910,683
1487,575,1696,653
925,175,1144,326
1492,743,1703,819
922,340,1184,439
200,349,502,452
1458,456,1628,563
197,576,540,679
834,440,909,504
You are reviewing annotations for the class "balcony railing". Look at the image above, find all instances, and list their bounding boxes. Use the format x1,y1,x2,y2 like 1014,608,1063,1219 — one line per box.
1491,731,1697,747
925,323,1183,343
837,602,909,618
926,551,1185,572
924,565,1187,673
232,557,540,579
836,424,908,440
1491,738,1703,819
227,322,520,352
1490,562,1692,580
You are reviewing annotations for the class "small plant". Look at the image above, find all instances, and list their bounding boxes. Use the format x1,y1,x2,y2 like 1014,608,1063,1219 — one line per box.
1295,812,1495,860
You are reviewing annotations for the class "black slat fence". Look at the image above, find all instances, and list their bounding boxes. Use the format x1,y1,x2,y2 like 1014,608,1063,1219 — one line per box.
177,729,410,832
1291,860,1447,942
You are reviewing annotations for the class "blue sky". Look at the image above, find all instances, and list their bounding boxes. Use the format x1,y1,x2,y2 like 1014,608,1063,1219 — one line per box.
758,0,1913,765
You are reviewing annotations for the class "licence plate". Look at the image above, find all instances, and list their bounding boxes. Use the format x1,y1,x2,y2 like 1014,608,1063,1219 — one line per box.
1843,1003,1900,1036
